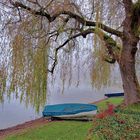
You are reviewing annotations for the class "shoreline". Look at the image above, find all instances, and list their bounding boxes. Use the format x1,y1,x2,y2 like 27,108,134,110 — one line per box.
0,98,107,139
0,118,50,139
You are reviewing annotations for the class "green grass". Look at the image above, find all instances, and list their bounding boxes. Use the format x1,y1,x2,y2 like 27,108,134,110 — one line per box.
6,121,92,140
125,103,140,112
6,97,124,140
96,97,123,110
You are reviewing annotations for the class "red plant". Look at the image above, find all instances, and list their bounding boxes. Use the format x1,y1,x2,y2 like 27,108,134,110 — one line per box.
105,104,115,115
96,112,107,119
96,103,115,119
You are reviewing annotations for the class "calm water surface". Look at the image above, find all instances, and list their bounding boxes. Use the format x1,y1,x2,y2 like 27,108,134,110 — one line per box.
0,97,42,129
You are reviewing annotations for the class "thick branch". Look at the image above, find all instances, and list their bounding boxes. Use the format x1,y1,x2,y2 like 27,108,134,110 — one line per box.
48,28,120,73
103,34,120,63
12,1,123,37
122,0,140,39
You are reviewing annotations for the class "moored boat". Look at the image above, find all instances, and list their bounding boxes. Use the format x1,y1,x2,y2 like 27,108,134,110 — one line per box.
42,103,98,119
105,92,124,98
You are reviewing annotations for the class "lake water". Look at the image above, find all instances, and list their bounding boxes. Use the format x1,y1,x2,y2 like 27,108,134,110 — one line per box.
0,97,42,129
0,83,122,129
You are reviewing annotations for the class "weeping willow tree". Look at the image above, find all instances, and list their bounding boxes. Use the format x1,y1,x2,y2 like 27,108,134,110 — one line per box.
10,33,48,111
0,0,140,108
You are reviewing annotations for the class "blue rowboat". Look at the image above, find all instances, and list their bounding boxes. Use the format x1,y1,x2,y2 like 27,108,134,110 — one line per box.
42,103,97,118
105,92,124,98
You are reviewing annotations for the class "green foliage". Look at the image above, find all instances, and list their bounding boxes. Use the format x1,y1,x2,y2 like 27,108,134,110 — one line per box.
103,35,116,47
91,55,112,89
91,34,111,89
90,104,140,140
116,103,140,115
10,33,49,112
103,34,121,58
0,15,51,111
91,30,121,89
92,114,140,140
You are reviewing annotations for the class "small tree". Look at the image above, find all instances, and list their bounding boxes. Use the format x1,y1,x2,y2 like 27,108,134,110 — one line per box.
0,0,140,106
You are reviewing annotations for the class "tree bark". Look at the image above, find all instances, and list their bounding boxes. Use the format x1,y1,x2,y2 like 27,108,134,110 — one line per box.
119,38,140,105
119,1,140,105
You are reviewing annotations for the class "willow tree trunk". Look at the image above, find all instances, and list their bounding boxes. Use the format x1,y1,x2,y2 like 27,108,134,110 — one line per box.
119,39,140,105
118,1,140,105
119,15,140,105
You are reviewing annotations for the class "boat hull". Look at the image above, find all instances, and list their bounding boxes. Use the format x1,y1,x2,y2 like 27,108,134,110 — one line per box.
42,103,97,118
55,110,97,118
105,93,124,98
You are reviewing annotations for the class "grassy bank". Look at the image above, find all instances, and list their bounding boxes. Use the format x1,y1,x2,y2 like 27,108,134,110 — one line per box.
6,121,92,140
6,97,140,140
96,97,123,109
